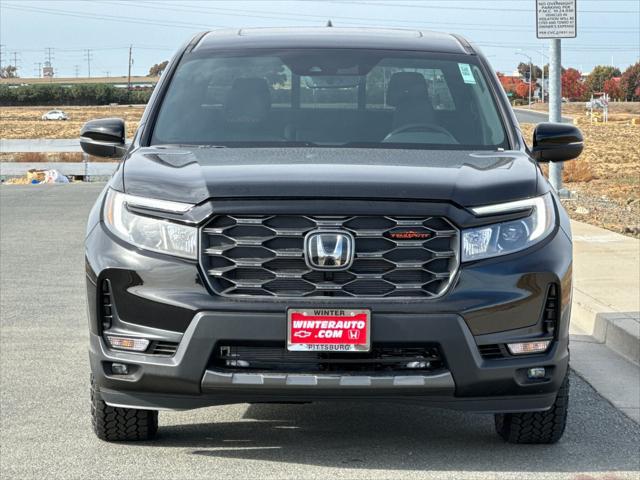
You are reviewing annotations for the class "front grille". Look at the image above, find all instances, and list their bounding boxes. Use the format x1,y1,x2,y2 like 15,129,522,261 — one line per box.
201,215,459,298
212,343,444,373
543,284,559,335
478,344,507,359
150,341,179,356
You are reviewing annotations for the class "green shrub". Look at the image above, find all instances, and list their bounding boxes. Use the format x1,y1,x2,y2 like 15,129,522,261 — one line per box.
0,83,154,106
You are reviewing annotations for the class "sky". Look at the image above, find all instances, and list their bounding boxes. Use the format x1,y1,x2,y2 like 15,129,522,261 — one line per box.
1,0,638,78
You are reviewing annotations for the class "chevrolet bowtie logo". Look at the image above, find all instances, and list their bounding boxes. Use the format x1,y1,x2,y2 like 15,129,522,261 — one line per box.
304,230,355,271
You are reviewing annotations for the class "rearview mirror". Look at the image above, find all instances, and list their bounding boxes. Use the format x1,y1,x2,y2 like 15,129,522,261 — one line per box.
80,118,126,158
531,122,583,162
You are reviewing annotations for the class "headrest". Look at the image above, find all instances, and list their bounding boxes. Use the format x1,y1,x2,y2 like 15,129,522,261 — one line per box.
224,77,272,123
386,72,429,107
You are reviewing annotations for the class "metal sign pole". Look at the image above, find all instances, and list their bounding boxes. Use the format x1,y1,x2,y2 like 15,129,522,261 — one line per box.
536,0,575,197
548,38,564,194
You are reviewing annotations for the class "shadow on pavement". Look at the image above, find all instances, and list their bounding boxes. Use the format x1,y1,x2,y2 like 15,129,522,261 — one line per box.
154,374,640,473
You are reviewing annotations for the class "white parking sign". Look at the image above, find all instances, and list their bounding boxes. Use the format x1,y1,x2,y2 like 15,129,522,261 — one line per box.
536,0,577,39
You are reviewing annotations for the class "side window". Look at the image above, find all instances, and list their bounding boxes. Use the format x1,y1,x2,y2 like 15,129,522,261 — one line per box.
198,57,291,107
365,66,455,111
429,70,455,111
466,64,504,144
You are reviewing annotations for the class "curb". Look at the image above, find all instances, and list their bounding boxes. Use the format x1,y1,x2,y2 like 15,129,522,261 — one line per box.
572,289,640,366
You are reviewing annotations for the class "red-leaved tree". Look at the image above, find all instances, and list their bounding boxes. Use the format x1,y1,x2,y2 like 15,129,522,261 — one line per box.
620,62,640,101
515,81,530,99
561,68,587,101
603,78,623,100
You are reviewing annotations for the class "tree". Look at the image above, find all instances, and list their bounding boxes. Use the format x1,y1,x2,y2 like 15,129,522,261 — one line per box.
497,72,528,99
603,78,623,100
515,81,530,99
561,68,587,101
585,65,621,94
0,65,18,78
148,61,169,77
620,62,640,101
542,64,566,77
517,62,542,82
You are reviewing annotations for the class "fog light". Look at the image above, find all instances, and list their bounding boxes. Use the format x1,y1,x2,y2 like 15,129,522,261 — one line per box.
106,335,149,352
406,360,430,369
527,367,546,379
507,340,550,355
111,363,129,375
226,359,250,368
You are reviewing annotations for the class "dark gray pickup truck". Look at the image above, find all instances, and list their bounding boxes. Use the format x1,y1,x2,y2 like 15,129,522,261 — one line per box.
82,27,582,444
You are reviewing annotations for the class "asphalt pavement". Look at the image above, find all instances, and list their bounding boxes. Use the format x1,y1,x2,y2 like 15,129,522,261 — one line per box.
1,183,639,480
513,108,571,125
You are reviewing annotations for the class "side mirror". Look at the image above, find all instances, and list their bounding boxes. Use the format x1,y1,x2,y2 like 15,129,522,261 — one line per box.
80,118,126,158
531,122,583,162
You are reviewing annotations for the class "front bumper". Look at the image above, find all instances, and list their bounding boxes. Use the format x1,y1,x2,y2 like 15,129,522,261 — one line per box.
86,210,572,413
90,309,568,413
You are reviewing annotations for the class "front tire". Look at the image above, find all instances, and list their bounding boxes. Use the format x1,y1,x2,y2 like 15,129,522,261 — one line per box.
494,373,569,444
90,375,158,442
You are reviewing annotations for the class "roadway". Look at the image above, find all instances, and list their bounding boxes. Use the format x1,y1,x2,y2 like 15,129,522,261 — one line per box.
1,184,638,480
513,108,571,124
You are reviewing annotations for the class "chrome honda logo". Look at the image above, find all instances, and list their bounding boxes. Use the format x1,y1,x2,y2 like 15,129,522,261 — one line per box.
304,230,354,271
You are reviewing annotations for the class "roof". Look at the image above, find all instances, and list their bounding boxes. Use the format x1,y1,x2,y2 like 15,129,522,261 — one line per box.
193,27,471,54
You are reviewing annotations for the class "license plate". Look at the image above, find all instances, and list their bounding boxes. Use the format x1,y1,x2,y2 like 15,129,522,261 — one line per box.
287,308,370,352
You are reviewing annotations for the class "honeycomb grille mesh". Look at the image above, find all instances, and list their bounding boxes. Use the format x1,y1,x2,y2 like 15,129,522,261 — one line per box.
201,215,459,298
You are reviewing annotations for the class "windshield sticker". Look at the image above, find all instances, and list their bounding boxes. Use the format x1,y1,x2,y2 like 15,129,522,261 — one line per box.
458,63,476,84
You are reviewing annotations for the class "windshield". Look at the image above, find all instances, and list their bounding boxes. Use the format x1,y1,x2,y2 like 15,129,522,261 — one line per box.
151,49,508,150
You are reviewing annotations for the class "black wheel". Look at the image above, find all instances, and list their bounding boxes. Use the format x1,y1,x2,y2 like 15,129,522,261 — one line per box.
494,373,569,444
90,375,158,442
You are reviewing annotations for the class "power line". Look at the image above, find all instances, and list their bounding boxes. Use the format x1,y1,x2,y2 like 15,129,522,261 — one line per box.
1,3,223,30
105,0,638,34
332,0,639,14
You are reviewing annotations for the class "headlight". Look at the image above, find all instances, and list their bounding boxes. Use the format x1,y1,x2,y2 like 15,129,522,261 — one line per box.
462,193,555,262
103,189,197,259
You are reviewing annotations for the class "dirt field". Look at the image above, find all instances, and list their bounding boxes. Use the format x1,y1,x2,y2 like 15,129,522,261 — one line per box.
521,122,640,237
529,101,640,124
2,105,638,237
0,106,145,139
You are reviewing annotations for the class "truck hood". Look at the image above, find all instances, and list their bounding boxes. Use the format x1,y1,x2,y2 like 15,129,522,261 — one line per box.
122,147,543,207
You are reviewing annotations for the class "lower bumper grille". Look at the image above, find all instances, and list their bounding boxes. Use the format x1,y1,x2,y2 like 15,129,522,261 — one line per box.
212,343,444,373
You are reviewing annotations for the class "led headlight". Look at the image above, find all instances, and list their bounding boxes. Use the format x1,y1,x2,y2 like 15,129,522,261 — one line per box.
462,193,555,262
103,188,197,259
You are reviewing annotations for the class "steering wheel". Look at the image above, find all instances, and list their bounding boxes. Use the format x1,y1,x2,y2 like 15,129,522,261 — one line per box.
383,123,453,142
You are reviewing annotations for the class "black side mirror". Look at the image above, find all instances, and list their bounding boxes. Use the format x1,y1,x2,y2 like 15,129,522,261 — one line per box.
531,122,583,162
80,118,126,158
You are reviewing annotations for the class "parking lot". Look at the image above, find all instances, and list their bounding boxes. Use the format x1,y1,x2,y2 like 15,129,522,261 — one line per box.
1,183,639,479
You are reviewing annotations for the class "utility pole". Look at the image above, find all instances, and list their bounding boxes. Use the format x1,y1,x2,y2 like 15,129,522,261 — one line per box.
34,62,42,78
0,44,4,69
74,65,80,78
516,51,533,108
85,49,93,78
11,51,19,75
45,47,54,65
537,49,549,103
127,45,133,91
528,59,532,107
